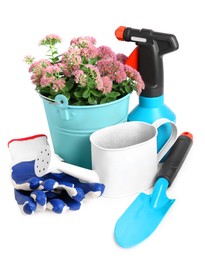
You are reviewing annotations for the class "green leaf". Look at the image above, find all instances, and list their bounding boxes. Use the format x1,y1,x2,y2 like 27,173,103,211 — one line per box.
118,87,126,95
88,96,97,105
73,100,87,106
74,90,84,98
105,91,121,99
82,89,90,98
90,89,103,97
100,97,109,104
77,84,85,88
125,85,132,93
63,93,71,100
52,57,60,63
66,77,75,91
89,57,99,65
81,65,88,73
39,86,51,95
86,77,95,88
81,56,88,64
122,81,128,86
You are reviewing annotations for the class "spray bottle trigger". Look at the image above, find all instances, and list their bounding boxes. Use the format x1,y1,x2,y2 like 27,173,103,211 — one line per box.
125,47,138,70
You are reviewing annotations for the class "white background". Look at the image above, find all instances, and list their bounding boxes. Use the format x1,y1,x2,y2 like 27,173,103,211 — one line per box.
0,0,204,259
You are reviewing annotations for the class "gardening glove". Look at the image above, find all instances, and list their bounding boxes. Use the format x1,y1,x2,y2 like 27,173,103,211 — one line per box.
14,189,47,215
14,188,82,215
12,162,104,214
12,160,104,214
8,134,105,214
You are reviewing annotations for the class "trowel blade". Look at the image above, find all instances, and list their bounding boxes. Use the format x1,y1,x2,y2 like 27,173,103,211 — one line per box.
114,190,175,248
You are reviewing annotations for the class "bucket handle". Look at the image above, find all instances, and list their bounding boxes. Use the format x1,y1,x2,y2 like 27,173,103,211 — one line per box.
55,94,70,120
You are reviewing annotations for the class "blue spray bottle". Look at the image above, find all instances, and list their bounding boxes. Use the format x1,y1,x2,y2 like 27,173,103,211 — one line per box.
115,26,179,152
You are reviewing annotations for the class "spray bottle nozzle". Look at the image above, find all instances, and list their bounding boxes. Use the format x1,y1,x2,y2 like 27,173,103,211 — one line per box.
115,26,179,97
116,27,179,55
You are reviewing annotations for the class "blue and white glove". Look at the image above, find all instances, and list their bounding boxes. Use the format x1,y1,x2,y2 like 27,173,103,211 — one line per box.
12,160,105,214
8,135,105,214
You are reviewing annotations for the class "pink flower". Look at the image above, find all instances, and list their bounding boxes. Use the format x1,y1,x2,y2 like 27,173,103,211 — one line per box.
62,49,82,77
70,36,98,60
85,64,103,90
79,44,98,60
44,64,61,74
73,70,87,87
124,65,145,94
29,59,51,73
116,53,128,64
29,59,51,84
97,46,115,59
97,58,126,83
70,36,97,47
45,34,62,40
40,75,55,87
24,55,35,64
39,34,62,46
40,64,65,92
97,76,113,94
135,75,145,95
115,69,127,83
52,78,66,92
124,65,138,80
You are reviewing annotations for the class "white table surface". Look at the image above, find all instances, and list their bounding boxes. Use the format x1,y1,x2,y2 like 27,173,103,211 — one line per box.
0,0,204,259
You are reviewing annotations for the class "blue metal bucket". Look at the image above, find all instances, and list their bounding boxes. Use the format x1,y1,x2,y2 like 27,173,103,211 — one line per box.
41,94,130,169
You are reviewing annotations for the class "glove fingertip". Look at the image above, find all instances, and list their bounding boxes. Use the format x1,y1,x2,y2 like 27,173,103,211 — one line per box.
72,187,85,202
31,190,47,207
23,202,36,215
42,179,57,191
29,177,41,190
47,199,67,214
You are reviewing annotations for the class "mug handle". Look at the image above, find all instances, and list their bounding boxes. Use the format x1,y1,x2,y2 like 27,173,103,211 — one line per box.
152,118,177,163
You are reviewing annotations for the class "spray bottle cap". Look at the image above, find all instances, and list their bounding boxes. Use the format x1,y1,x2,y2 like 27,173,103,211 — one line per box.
115,27,179,97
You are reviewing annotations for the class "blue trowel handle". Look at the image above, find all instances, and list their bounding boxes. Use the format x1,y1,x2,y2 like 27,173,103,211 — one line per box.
155,132,193,187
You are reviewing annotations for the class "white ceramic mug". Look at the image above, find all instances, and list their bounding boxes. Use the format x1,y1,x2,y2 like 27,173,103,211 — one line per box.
90,118,177,198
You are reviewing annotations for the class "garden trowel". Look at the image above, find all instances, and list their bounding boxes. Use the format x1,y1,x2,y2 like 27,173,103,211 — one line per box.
114,132,193,248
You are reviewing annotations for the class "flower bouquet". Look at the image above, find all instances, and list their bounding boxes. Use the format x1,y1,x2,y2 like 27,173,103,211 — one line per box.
24,34,144,106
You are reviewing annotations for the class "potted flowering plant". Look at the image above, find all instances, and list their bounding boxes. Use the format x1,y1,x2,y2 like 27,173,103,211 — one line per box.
24,34,145,169
24,34,144,105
